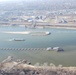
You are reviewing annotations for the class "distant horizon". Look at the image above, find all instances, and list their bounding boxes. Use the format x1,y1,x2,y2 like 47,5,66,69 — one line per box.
0,0,75,2
0,0,75,11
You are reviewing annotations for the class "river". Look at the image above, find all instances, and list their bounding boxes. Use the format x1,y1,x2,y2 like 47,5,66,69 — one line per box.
0,26,76,66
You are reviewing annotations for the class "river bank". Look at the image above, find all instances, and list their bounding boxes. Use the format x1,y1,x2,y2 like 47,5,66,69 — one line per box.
0,56,76,75
1,24,76,30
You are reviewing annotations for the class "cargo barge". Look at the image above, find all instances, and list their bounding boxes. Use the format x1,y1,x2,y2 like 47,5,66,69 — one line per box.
9,38,25,41
31,31,51,36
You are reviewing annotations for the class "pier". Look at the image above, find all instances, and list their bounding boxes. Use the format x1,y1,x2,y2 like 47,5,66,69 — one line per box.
0,47,64,52
0,48,47,51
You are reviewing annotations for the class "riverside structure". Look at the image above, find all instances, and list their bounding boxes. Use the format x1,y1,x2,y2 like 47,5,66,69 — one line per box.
0,47,64,52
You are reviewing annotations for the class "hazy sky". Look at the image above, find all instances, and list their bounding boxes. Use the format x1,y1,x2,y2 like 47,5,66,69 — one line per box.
0,0,74,2
0,0,64,1
0,0,11,1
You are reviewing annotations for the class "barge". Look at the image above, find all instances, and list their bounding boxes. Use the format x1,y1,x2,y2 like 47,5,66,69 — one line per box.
31,31,51,36
46,47,64,52
10,38,25,41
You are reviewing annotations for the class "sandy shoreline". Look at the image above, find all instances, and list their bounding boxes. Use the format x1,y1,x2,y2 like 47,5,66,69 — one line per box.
2,31,31,34
49,27,76,30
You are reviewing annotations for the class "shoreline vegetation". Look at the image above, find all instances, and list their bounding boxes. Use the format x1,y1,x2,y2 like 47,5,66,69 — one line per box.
0,56,76,75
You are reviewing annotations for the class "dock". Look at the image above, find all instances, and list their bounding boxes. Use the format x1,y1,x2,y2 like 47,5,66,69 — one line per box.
0,48,47,51
0,47,64,52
